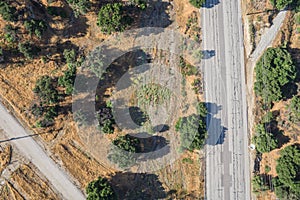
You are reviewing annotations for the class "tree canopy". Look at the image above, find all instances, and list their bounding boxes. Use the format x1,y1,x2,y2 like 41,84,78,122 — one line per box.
175,103,207,151
270,0,300,10
97,3,132,34
254,47,296,104
288,95,300,122
66,0,90,17
252,124,278,153
189,0,206,8
0,2,16,21
273,145,300,199
86,177,116,200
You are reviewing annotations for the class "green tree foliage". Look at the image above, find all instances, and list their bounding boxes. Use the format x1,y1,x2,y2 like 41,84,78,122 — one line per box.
97,3,132,34
288,95,300,122
252,175,269,194
0,2,16,21
270,0,300,10
58,49,78,95
107,134,139,168
33,76,59,105
18,42,36,59
175,103,207,151
254,47,296,104
24,19,47,39
66,0,90,18
86,177,116,200
273,145,300,199
96,107,115,134
129,0,147,10
252,124,278,153
189,0,206,8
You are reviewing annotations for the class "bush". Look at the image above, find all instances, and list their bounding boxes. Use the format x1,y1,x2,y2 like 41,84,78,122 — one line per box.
86,177,116,200
288,95,300,122
97,3,132,34
18,42,38,59
33,76,59,105
254,47,296,104
189,0,206,8
175,104,207,151
179,56,198,76
252,124,278,153
58,64,76,95
24,19,47,39
129,0,147,10
63,49,76,64
96,107,115,134
66,0,89,18
252,175,269,194
0,2,16,21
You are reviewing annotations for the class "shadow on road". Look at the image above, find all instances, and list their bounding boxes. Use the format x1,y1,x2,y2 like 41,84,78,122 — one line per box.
205,102,227,145
202,50,216,59
0,132,50,143
202,0,220,8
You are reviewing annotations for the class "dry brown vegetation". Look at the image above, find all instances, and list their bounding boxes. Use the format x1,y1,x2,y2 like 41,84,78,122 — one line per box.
0,0,205,199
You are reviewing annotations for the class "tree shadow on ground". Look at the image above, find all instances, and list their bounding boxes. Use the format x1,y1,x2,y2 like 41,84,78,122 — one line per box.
138,0,173,28
264,120,290,148
206,102,227,145
110,172,167,200
129,106,149,126
202,0,220,8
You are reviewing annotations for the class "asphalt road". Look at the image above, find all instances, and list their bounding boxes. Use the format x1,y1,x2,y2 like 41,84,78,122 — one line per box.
0,102,85,200
201,0,250,199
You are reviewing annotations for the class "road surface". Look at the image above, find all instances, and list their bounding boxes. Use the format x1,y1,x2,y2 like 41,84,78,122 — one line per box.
201,0,250,199
0,102,85,200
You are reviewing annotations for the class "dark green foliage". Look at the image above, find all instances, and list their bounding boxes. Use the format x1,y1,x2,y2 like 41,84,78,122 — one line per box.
270,0,299,10
179,56,198,76
24,19,47,39
112,134,139,152
63,49,76,64
4,25,17,43
254,47,296,104
97,3,132,34
59,49,78,95
192,78,203,94
108,134,139,168
252,124,278,153
96,107,115,134
288,95,300,122
129,0,147,10
265,165,271,173
66,0,90,18
86,177,116,200
175,104,207,151
0,2,16,21
33,76,59,105
18,42,34,59
189,0,206,8
252,175,269,194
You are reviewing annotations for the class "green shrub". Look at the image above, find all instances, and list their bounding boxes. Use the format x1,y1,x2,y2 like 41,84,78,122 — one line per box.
189,0,206,8
252,175,269,194
86,177,116,200
288,95,300,122
129,0,147,10
96,107,115,134
97,3,132,34
66,0,89,18
18,42,37,59
33,76,59,105
24,19,47,39
58,64,76,95
254,47,296,104
179,56,198,76
252,124,278,153
270,0,292,10
0,2,16,21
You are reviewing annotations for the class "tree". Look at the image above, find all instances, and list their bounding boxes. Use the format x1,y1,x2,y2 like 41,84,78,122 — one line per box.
18,42,35,59
288,95,300,122
96,107,115,134
252,175,269,194
33,76,59,105
86,177,116,200
273,145,300,199
252,124,278,153
66,0,90,18
97,3,132,34
107,134,139,168
254,47,296,104
175,105,207,151
0,2,16,21
270,0,293,10
24,19,47,39
189,0,206,8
